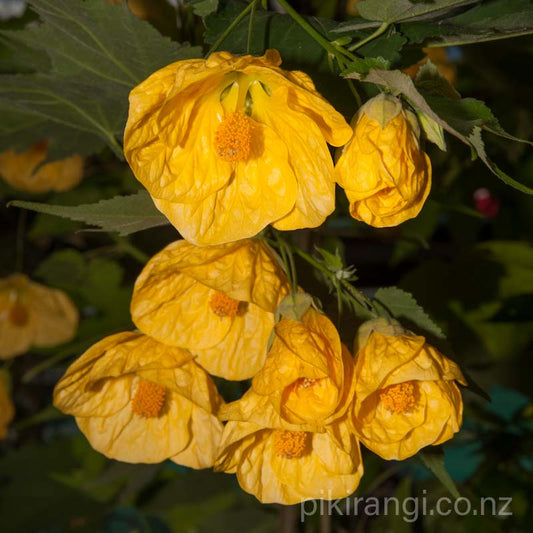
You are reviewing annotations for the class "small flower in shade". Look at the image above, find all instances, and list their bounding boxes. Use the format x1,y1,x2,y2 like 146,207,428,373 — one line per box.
0,141,83,193
123,49,352,245
473,187,500,218
53,332,224,467
0,274,78,360
130,239,289,380
335,93,431,228
0,371,14,440
252,308,354,429
351,319,467,460
215,389,363,505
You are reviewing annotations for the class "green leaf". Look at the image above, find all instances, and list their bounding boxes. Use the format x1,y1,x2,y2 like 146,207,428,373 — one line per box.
205,1,333,68
356,0,478,24
0,0,201,159
345,68,533,194
419,450,461,498
10,190,170,235
185,0,219,17
343,56,391,75
374,286,446,339
358,31,407,63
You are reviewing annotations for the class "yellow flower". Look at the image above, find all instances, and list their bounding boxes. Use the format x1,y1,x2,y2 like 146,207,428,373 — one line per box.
351,319,466,460
53,332,224,467
252,309,354,429
0,274,78,360
131,239,289,380
335,93,431,227
215,389,363,504
0,372,14,440
124,49,352,245
0,141,83,193
403,47,456,86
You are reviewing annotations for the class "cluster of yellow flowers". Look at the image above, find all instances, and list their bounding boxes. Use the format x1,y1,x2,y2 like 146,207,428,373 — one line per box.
52,49,465,504
53,240,465,504
124,50,431,244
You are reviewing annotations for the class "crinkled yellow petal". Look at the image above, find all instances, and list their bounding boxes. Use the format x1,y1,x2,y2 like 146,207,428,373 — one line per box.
335,108,431,227
252,310,345,426
354,332,466,403
215,418,363,504
132,239,288,313
132,274,234,350
153,120,298,245
76,378,194,464
246,68,352,147
27,282,78,348
0,377,14,440
53,332,194,418
248,82,335,229
193,301,274,380
357,380,463,460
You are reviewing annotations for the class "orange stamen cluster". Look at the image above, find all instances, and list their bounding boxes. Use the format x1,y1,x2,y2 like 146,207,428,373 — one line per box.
132,379,167,418
214,112,253,162
380,381,417,414
273,430,310,459
209,291,241,317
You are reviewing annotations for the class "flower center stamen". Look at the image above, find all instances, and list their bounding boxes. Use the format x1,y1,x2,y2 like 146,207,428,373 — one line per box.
273,430,310,459
214,112,253,162
209,291,241,317
380,381,417,414
132,379,167,418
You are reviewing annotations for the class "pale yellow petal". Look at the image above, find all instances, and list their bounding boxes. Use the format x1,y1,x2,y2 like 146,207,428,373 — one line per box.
154,121,298,245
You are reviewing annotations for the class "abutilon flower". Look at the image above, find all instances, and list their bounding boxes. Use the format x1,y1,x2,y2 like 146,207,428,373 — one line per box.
53,332,224,467
130,239,289,380
0,141,83,193
351,319,466,460
215,389,363,505
0,372,14,440
0,274,78,360
124,49,352,245
252,308,354,429
335,93,432,227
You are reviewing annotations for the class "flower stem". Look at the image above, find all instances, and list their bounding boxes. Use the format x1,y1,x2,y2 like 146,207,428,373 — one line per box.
275,0,357,62
206,0,258,56
247,0,259,54
348,21,389,51
293,247,377,317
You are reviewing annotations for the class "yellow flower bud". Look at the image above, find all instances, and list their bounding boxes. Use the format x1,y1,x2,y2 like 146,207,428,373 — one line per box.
335,93,432,227
351,320,466,460
0,141,83,193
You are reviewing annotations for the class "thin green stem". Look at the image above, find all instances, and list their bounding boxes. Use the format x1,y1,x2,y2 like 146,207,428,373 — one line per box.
346,78,362,108
273,231,297,296
206,1,257,56
293,248,376,317
114,236,149,264
247,0,259,54
275,0,357,62
348,21,389,51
